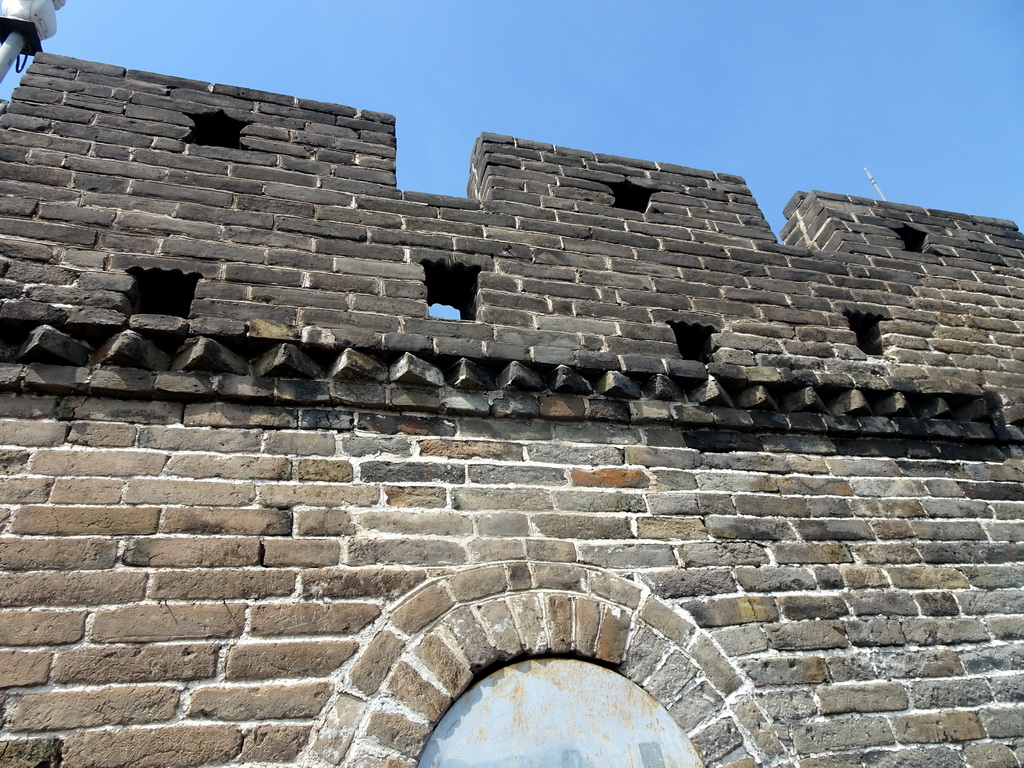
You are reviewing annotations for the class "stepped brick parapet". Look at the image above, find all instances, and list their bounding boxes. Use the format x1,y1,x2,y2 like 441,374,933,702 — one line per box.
0,55,1021,768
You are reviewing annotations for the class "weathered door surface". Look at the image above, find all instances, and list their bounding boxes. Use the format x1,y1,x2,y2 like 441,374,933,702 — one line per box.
418,659,706,768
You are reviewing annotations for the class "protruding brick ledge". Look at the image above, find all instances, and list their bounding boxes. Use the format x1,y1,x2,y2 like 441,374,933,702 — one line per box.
1,341,1022,462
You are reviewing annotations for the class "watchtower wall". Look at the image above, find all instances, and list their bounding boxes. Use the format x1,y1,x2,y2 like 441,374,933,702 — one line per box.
0,55,1020,768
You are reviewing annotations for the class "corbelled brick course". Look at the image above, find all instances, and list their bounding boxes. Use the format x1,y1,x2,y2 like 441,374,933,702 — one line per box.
0,53,1021,768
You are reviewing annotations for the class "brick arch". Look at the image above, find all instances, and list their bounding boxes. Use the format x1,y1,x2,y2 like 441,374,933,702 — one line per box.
300,562,792,768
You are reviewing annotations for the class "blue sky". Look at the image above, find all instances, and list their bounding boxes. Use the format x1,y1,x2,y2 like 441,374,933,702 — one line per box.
3,1,1022,236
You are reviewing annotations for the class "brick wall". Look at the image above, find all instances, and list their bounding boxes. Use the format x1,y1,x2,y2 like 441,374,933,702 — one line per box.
0,54,1021,768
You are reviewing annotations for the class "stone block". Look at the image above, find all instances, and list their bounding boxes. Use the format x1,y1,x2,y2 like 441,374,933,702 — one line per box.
61,725,242,768
53,644,218,685
10,685,180,731
0,739,61,768
240,724,311,763
0,650,51,690
189,681,332,720
250,602,380,637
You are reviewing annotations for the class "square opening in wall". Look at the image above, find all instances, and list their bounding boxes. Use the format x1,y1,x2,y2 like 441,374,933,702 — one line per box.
187,111,248,149
127,267,201,319
668,320,717,363
893,224,927,253
607,180,654,213
845,310,886,355
422,259,481,320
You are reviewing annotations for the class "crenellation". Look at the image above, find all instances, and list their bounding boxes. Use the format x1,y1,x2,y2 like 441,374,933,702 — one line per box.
0,53,1021,767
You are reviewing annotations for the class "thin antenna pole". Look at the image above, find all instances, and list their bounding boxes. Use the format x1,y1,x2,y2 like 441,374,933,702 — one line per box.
864,167,887,201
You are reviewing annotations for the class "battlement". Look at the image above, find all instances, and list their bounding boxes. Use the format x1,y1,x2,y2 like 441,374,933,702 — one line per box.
0,55,1020,439
1,55,1023,768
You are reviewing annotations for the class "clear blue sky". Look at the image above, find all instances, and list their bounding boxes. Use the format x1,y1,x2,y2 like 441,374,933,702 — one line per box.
3,1,1022,235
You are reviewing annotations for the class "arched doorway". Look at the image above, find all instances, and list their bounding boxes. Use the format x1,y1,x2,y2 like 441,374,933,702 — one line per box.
417,658,706,768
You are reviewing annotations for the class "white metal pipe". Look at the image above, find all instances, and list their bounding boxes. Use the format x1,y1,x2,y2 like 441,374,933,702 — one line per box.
0,29,25,85
864,167,887,201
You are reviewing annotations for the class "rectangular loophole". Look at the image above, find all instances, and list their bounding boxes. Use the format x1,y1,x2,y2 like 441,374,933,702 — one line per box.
127,267,201,318
187,111,248,149
422,259,481,320
893,224,927,253
607,180,654,213
668,320,716,362
845,310,886,355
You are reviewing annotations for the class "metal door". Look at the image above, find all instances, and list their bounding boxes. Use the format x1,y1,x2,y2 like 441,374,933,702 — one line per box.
418,658,706,768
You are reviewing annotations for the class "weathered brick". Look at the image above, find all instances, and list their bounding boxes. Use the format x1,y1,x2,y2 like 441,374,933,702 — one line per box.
262,538,341,567
773,542,853,564
679,542,768,567
533,512,631,540
351,630,405,695
67,421,137,447
890,711,986,743
0,538,116,570
0,420,67,447
189,681,332,720
742,656,828,686
348,537,467,566
817,682,909,714
0,609,85,646
684,596,778,627
29,448,167,477
888,566,970,590
570,467,650,488
767,620,849,650
91,603,246,642
383,485,447,508
240,724,311,763
123,477,256,506
165,453,291,480
10,685,180,731
0,477,53,503
59,398,183,425
361,459,465,484
365,711,431,759
61,725,243,768
250,602,380,636
0,571,146,607
263,430,337,456
778,595,849,620
636,516,708,540
294,458,354,482
48,477,124,504
391,584,455,634
122,537,261,567
148,569,296,600
0,650,51,689
0,738,62,768
160,506,291,535
141,425,261,453
11,505,160,535
293,508,355,536
792,716,895,752
452,487,554,511
416,632,472,695
300,567,424,600
258,483,378,508
387,660,451,721
184,403,295,429
53,643,218,684
418,439,522,461
226,640,357,680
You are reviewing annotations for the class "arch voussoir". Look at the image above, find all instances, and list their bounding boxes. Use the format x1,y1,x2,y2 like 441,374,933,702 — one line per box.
303,562,795,768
